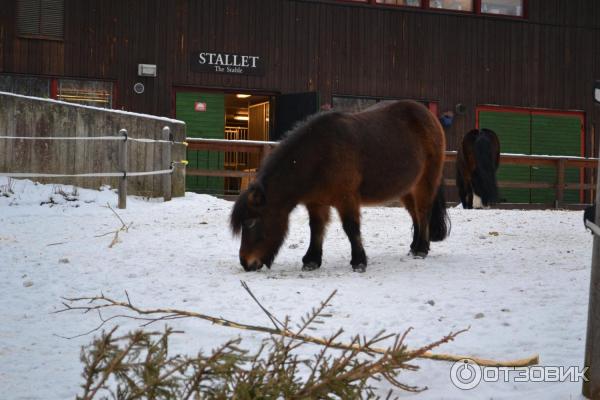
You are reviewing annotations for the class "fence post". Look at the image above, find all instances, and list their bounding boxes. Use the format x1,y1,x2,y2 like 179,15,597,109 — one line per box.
162,126,172,202
556,159,566,208
118,129,128,209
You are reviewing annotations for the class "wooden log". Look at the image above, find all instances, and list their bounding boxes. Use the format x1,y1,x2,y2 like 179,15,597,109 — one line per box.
171,124,186,197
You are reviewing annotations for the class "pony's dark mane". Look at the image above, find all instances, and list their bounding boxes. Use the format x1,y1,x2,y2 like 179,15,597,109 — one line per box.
230,189,249,234
256,110,343,182
231,111,343,235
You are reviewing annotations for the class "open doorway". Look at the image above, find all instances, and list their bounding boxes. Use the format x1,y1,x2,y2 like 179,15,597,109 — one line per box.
174,89,272,194
224,93,270,193
175,89,320,195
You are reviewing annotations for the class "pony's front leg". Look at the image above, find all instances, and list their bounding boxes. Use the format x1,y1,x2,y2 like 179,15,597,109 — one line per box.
336,204,367,273
302,204,330,271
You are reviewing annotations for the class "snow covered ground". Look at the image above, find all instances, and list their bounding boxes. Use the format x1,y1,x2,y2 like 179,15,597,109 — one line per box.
0,177,593,399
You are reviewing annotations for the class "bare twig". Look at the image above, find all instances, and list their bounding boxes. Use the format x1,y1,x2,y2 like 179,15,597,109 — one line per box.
47,241,67,246
105,202,127,227
241,281,285,330
93,202,132,248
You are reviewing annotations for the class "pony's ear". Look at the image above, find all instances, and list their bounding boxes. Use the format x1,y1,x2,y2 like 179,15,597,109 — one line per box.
247,184,266,208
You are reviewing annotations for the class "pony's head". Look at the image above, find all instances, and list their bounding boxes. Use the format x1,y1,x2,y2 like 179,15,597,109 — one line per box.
230,183,289,271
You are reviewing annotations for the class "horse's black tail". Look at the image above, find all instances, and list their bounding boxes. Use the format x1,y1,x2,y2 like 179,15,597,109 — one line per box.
472,135,499,206
429,182,450,242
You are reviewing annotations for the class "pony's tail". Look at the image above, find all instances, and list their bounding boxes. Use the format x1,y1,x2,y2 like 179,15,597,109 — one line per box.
472,138,499,205
429,182,450,242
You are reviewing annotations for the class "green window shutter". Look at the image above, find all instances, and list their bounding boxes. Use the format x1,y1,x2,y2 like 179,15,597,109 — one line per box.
478,110,531,203
176,92,225,194
531,114,582,203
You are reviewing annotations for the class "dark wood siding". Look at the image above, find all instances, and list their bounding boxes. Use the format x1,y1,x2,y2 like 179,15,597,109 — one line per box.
1,0,600,153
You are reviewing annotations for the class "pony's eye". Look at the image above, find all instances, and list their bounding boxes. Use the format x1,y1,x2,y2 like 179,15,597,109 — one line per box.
244,219,258,229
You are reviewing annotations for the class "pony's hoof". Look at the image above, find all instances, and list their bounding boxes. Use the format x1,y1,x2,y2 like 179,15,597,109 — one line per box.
410,251,428,259
302,262,320,271
352,264,367,273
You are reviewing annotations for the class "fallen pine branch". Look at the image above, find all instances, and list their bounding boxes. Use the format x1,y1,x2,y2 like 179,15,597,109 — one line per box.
77,320,435,397
55,282,539,368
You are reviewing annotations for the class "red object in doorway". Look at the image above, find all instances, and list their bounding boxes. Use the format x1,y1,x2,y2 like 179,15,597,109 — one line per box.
194,102,207,112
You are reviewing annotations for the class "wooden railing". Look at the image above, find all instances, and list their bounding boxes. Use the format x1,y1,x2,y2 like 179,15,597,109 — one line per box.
444,151,598,206
186,138,599,206
187,138,275,179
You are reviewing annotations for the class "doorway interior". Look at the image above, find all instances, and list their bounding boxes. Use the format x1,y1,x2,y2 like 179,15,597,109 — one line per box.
175,89,319,195
224,93,270,193
175,90,271,194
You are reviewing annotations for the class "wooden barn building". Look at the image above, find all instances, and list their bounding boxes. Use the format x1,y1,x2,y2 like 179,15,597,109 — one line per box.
1,0,600,202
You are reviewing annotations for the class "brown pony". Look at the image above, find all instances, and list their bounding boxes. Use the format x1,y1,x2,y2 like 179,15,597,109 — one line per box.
231,100,450,272
456,128,500,209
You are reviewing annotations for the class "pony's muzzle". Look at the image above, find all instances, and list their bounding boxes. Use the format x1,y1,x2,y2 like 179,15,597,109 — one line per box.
240,255,264,272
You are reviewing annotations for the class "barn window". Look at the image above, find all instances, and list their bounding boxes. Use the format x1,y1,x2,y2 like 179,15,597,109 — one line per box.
332,95,438,116
0,74,50,98
481,0,523,16
335,0,526,17
17,0,64,40
56,79,113,108
332,96,377,113
375,0,421,6
429,0,473,11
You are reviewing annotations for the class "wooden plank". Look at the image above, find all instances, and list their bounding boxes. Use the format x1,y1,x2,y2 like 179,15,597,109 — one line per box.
565,183,597,190
187,168,255,178
445,179,554,190
186,141,270,153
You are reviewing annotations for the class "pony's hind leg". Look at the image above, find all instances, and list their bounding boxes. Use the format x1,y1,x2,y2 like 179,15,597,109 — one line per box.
456,169,468,209
335,201,367,273
456,169,472,209
302,204,330,271
401,193,430,258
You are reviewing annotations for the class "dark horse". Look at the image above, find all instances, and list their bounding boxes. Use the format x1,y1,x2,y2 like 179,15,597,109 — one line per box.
456,128,500,209
230,100,450,273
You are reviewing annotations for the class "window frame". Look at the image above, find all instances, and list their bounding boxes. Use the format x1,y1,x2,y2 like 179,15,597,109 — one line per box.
333,0,527,19
332,94,439,115
0,73,118,109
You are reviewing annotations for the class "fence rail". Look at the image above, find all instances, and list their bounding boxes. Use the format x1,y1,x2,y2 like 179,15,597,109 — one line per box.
186,138,599,207
0,127,181,209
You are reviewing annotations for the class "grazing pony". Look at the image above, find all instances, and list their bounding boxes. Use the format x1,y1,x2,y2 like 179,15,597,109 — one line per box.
230,100,450,272
456,128,500,209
